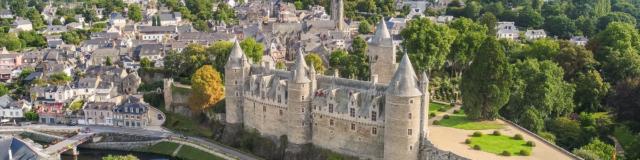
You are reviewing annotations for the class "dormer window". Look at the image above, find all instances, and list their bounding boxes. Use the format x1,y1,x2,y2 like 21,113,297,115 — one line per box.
349,108,355,117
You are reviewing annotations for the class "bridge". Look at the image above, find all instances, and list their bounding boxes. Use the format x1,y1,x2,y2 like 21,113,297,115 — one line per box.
42,132,96,156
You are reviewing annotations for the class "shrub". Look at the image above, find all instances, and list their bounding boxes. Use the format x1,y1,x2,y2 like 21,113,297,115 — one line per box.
473,145,481,150
464,139,471,144
513,134,524,140
453,109,460,114
437,108,447,112
492,130,501,136
472,131,483,137
501,151,511,156
429,112,436,118
433,120,440,125
526,141,536,147
519,150,531,156
443,114,450,119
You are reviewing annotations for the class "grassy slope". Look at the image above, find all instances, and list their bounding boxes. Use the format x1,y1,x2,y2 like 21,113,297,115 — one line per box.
177,145,225,160
163,111,214,137
468,135,532,155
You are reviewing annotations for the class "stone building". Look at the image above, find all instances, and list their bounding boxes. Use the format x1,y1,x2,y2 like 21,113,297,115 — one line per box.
225,24,431,160
368,20,398,84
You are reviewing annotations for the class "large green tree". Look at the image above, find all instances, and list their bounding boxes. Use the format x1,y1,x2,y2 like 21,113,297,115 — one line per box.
240,37,264,63
400,17,456,73
573,70,609,113
597,12,636,30
501,59,575,131
589,22,640,82
516,7,544,28
460,37,511,120
543,15,577,39
128,4,143,22
448,18,487,76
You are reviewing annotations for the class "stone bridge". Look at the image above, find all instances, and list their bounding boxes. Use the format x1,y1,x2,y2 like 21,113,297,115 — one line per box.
42,132,97,158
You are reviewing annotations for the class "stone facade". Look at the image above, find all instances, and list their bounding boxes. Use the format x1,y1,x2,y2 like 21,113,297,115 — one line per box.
225,30,431,159
368,20,398,84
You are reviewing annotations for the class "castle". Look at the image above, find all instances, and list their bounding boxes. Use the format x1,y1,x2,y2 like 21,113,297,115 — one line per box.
224,19,432,160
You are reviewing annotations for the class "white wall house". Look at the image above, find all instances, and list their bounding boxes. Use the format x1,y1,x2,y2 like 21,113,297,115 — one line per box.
525,29,547,41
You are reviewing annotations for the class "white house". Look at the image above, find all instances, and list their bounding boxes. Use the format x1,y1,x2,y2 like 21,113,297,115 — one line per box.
497,21,519,40
159,12,182,26
0,10,14,19
109,13,127,28
570,36,589,46
12,18,33,32
524,29,547,41
138,26,177,41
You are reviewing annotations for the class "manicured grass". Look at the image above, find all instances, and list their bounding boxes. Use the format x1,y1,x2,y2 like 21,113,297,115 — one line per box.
430,102,451,112
172,85,192,95
438,113,504,130
163,111,214,137
468,134,533,156
146,142,179,154
176,145,224,160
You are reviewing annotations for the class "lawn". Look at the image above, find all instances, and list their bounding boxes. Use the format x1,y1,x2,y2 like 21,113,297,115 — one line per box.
176,145,224,160
163,110,214,137
468,134,532,155
430,102,452,113
146,142,179,154
438,113,504,130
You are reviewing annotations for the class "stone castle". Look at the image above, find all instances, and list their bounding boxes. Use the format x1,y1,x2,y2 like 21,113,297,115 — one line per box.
224,19,432,160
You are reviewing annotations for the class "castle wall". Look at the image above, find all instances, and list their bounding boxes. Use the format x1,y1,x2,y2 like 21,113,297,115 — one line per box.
242,95,288,137
311,112,384,160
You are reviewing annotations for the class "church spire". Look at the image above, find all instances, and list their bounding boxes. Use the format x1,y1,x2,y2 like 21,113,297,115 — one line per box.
292,47,311,83
387,53,421,97
370,18,391,45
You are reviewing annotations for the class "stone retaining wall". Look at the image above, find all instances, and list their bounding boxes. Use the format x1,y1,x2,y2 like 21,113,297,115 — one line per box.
420,141,469,160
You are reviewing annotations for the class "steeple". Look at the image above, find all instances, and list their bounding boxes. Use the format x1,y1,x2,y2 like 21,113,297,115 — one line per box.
225,40,249,69
370,18,391,46
292,47,311,83
387,53,422,97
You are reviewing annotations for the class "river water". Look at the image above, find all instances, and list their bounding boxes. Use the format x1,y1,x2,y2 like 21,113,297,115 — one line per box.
60,148,175,160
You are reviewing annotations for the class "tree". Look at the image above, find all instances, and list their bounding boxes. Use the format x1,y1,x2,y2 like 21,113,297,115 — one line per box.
0,33,23,51
462,1,482,19
128,4,143,22
61,31,88,45
358,20,371,34
574,139,615,160
105,57,113,66
189,65,224,113
448,18,487,76
597,12,636,31
576,16,598,37
305,53,325,74
140,58,153,68
276,61,286,70
543,15,577,39
546,117,587,149
48,72,72,85
502,59,575,127
589,22,640,82
554,41,598,80
52,19,62,25
351,36,367,55
18,31,46,48
240,38,264,63
522,38,560,60
102,155,139,160
0,84,8,96
516,7,544,28
400,17,456,73
460,37,511,120
478,13,498,35
609,77,640,124
24,111,38,121
573,70,609,113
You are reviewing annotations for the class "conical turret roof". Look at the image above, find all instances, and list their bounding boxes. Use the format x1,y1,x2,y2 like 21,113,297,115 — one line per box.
370,18,392,46
226,40,248,69
387,53,422,97
292,47,311,83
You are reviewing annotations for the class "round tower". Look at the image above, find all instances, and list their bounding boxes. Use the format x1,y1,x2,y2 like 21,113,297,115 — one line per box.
287,48,313,144
224,40,250,124
383,53,423,160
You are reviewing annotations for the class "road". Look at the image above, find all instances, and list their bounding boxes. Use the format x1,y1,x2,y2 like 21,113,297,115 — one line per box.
0,125,261,160
43,132,95,155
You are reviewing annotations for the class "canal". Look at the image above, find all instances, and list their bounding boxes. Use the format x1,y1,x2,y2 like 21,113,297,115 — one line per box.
60,148,175,160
